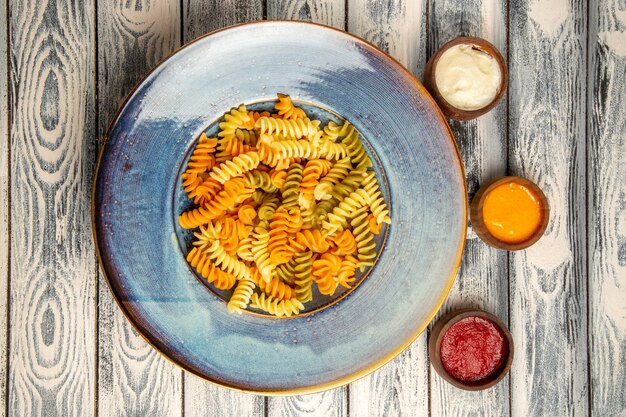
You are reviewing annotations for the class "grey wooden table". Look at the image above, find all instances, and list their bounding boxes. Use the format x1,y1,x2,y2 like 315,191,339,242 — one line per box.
1,0,625,415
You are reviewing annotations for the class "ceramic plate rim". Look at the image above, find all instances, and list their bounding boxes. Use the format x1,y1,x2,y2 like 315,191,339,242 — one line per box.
92,20,467,395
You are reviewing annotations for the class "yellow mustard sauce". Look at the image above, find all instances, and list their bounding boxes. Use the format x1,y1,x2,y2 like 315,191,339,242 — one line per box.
482,182,542,244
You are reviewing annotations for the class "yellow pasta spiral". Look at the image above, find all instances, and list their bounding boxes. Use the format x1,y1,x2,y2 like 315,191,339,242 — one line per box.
205,240,251,280
275,93,306,120
192,222,222,250
251,226,274,282
209,151,260,184
250,293,304,318
255,116,320,139
314,157,352,200
323,121,353,141
237,235,255,262
219,105,251,138
318,137,348,160
270,139,322,160
227,278,256,314
361,171,391,225
322,188,370,235
351,208,376,271
337,254,359,289
342,128,372,170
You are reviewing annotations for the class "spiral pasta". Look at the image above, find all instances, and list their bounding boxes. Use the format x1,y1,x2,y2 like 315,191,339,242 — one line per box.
255,116,320,139
227,278,256,314
219,105,251,138
186,133,218,173
209,151,260,184
293,251,314,303
275,93,306,120
314,157,352,200
312,253,342,295
187,247,237,290
250,293,304,318
179,94,390,317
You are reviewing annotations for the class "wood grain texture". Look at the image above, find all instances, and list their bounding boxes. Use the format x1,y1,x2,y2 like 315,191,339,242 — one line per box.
96,1,183,416
509,0,588,415
428,0,509,415
348,0,425,80
267,0,345,29
0,0,8,414
8,0,96,416
263,2,348,416
182,0,263,40
588,0,626,415
181,2,267,417
347,1,429,416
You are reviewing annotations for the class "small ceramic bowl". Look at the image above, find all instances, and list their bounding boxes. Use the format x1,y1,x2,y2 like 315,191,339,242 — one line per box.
429,309,514,391
423,37,508,120
470,176,549,250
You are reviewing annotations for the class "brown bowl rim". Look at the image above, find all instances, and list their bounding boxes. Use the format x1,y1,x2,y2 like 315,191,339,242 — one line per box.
469,176,550,250
423,36,508,120
428,309,514,391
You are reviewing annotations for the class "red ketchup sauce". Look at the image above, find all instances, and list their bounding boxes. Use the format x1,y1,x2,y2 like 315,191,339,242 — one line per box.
439,316,507,382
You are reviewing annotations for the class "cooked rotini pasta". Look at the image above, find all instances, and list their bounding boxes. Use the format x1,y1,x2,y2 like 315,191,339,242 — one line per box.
179,94,390,317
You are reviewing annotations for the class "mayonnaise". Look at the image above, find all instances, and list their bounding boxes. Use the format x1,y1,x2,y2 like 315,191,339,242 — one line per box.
434,44,502,111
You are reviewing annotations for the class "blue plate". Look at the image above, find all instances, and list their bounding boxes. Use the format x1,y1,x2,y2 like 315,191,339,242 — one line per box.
93,21,466,394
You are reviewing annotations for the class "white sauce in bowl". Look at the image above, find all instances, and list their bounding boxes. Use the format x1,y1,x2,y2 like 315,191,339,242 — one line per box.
434,44,502,111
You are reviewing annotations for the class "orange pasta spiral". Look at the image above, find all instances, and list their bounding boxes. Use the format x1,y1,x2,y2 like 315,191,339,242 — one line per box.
268,207,303,264
331,230,358,256
275,93,306,119
178,178,245,229
187,247,237,290
312,253,342,295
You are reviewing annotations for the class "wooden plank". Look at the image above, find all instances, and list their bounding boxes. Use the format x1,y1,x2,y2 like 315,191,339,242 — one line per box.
7,0,96,415
267,0,345,29
182,0,263,37
508,0,588,415
263,2,347,417
0,0,9,414
347,0,425,80
588,0,626,415
346,1,430,416
181,2,266,417
96,1,183,416
427,0,510,416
